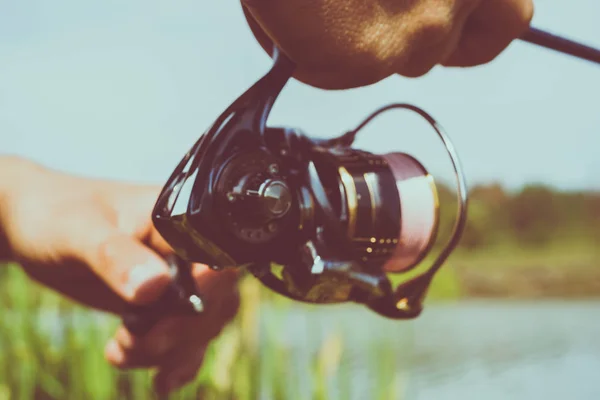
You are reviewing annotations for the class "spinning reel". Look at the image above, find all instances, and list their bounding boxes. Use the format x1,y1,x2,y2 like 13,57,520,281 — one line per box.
122,27,600,336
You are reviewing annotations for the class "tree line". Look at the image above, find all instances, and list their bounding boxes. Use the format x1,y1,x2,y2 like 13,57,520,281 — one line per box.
434,183,600,250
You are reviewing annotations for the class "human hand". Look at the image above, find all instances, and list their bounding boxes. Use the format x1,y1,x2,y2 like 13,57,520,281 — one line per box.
242,0,534,89
0,156,240,393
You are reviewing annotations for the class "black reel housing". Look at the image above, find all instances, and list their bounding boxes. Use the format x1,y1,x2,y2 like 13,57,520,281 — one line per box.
119,21,600,337
121,48,469,335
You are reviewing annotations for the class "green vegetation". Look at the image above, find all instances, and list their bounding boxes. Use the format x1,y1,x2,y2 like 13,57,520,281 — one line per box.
0,183,597,399
0,266,407,400
431,183,599,299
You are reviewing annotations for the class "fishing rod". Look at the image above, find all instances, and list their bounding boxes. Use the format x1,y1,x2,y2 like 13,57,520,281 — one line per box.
521,27,600,65
121,25,600,336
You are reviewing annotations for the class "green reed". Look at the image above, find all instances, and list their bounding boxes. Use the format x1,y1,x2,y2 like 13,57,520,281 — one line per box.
0,264,412,400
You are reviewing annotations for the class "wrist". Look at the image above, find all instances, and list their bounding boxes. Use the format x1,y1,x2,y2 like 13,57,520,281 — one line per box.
0,155,35,262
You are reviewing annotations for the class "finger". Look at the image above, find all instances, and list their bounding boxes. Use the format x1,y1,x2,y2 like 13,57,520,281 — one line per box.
443,0,534,67
205,278,242,334
79,230,172,305
105,323,204,371
105,278,240,369
106,315,196,369
192,264,240,297
192,264,241,331
391,1,478,78
118,264,240,345
153,345,208,395
143,226,175,258
105,263,240,369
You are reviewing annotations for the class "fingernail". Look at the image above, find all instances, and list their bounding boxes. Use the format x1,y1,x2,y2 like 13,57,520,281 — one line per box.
125,261,167,299
105,339,124,365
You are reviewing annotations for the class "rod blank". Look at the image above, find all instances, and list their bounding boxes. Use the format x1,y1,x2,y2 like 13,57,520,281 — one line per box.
520,27,600,65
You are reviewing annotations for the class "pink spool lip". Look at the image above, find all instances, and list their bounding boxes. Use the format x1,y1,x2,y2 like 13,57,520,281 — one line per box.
381,153,440,273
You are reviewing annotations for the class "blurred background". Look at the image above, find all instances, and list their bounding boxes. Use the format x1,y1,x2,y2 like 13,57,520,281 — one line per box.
0,0,598,399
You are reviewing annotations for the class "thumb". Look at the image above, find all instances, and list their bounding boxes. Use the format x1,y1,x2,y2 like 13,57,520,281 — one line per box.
77,230,172,306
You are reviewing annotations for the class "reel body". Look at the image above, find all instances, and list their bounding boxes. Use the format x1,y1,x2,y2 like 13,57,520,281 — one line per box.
114,16,600,336
122,48,468,335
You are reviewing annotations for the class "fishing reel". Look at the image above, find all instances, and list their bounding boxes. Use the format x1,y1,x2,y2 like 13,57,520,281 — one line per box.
122,26,600,335
122,47,468,335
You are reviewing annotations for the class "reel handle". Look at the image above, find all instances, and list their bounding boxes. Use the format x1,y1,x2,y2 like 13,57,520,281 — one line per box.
121,255,205,336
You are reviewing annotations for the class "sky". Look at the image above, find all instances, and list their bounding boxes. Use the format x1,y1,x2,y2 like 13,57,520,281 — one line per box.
0,0,598,192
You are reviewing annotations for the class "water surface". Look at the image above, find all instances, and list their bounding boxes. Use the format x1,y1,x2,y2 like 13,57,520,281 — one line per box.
258,300,600,400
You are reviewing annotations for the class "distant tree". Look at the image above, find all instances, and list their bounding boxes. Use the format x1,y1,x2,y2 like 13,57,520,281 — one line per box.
433,183,495,250
469,183,509,206
459,199,489,250
584,192,600,244
469,183,511,242
507,184,559,246
427,181,595,250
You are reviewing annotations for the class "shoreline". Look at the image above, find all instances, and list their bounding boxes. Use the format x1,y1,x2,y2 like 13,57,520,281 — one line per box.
453,264,600,299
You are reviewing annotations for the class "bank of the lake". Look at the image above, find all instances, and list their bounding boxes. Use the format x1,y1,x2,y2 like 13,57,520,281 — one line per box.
423,242,600,300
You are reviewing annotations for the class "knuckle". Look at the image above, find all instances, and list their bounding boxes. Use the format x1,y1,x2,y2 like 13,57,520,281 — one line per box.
95,234,120,265
116,327,140,351
395,8,456,77
95,234,133,285
96,236,116,267
505,0,535,38
407,2,454,42
416,8,454,41
520,0,535,26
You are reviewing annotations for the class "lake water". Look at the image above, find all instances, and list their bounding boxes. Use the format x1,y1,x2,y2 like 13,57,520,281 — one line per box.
257,300,600,400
